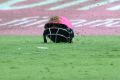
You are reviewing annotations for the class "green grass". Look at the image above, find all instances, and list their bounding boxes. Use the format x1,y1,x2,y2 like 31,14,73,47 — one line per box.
0,36,120,80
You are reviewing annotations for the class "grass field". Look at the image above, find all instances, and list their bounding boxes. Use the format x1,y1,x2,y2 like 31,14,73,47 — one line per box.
0,36,120,80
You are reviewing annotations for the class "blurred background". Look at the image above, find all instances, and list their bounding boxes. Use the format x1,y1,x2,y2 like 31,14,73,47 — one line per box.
0,0,120,35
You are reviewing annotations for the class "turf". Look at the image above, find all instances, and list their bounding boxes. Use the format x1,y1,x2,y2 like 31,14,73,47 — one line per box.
0,36,120,80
